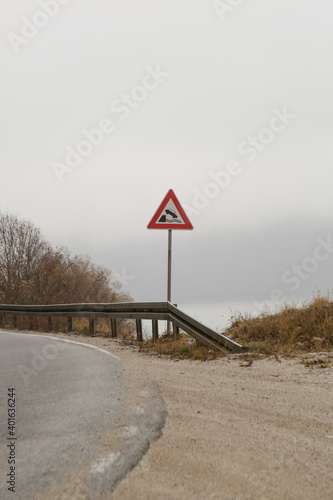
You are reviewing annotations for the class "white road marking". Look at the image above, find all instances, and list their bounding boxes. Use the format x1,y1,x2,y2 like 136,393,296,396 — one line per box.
2,331,120,359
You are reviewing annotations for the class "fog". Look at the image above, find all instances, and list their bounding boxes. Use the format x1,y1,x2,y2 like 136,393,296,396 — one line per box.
1,1,332,307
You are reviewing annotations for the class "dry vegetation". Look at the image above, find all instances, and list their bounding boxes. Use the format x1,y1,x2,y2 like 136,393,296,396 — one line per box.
138,332,226,361
227,294,333,356
135,294,333,363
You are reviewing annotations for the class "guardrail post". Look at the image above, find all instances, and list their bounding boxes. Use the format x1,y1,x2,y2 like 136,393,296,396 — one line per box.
173,322,180,339
48,316,52,331
136,319,143,342
29,317,33,330
13,315,17,329
0,314,3,328
152,319,158,342
111,318,117,338
89,317,95,335
68,317,73,332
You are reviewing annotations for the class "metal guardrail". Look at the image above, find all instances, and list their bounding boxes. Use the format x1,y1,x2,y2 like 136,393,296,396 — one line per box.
0,302,247,353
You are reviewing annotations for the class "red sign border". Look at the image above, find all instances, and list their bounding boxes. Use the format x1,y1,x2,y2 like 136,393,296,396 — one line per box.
147,189,193,230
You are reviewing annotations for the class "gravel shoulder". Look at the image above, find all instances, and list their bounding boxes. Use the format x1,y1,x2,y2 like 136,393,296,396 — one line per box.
17,332,333,499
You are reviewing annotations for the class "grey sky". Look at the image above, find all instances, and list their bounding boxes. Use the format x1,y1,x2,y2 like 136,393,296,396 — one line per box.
1,1,333,307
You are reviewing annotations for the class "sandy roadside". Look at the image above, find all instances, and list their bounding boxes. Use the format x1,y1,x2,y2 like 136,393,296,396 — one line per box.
15,331,333,500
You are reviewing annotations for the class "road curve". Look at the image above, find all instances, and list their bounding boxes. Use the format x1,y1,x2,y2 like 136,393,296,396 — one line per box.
0,332,166,499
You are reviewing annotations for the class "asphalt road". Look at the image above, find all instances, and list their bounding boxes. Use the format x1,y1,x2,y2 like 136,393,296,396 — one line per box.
0,332,166,499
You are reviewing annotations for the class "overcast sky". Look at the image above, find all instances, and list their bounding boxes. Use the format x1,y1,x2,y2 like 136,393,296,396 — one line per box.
1,1,333,310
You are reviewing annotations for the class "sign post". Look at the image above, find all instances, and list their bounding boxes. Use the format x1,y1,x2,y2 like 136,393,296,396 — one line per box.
148,189,193,334
167,229,172,303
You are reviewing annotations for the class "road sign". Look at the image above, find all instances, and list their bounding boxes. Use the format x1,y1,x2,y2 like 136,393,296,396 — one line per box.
147,189,193,230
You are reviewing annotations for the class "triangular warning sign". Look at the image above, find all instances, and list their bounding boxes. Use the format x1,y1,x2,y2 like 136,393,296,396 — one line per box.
147,189,193,230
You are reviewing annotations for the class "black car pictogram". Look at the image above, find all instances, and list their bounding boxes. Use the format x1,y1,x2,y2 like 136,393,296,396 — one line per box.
165,209,178,218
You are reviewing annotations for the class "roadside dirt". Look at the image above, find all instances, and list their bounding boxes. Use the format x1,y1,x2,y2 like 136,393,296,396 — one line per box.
20,332,333,499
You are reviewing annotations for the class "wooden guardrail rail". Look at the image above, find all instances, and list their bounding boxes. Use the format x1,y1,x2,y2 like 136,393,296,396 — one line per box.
0,302,247,353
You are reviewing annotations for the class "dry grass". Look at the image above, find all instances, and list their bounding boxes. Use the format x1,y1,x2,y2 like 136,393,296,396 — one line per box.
227,294,333,355
71,317,135,338
138,332,227,361
137,294,333,361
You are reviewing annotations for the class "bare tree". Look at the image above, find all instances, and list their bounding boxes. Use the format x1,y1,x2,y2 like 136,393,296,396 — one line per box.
0,212,130,305
0,213,49,303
